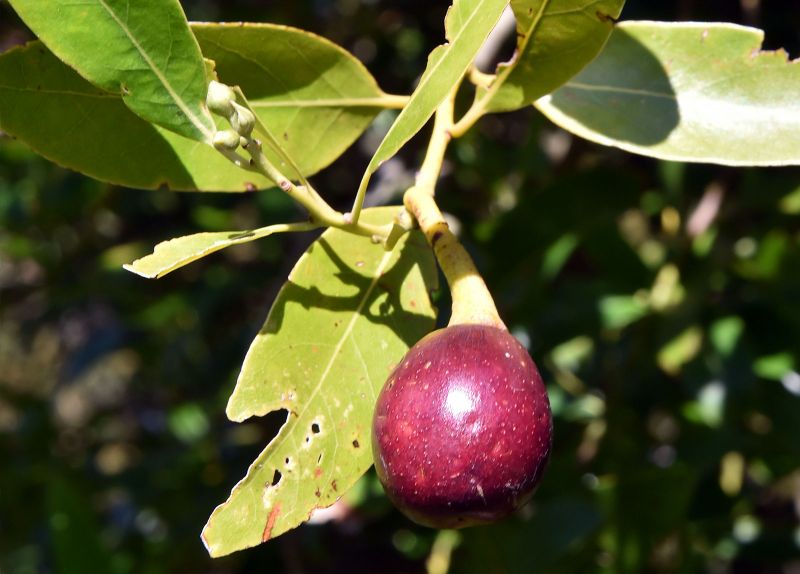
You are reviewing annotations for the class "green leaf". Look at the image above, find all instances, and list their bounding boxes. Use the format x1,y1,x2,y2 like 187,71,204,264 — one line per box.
123,222,317,279
353,0,508,214
193,24,406,180
0,42,265,191
536,21,800,166
479,0,625,113
202,207,438,556
657,326,704,375
0,24,399,191
8,0,215,143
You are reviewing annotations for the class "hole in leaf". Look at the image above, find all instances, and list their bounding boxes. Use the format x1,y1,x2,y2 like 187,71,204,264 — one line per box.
352,439,360,449
284,457,290,466
271,469,282,487
311,422,321,434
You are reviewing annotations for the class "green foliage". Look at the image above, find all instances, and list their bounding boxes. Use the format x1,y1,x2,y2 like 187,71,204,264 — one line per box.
481,0,626,112
123,222,317,279
7,0,215,142
0,41,271,191
353,0,508,216
2,0,800,570
537,22,800,165
202,207,437,556
194,23,402,179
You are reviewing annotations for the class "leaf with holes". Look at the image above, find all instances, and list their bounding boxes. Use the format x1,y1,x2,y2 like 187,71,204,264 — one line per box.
201,207,438,556
477,0,625,113
7,0,216,143
353,0,508,214
536,21,800,166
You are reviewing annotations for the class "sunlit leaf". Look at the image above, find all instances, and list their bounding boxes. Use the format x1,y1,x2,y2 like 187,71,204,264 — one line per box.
479,0,625,113
537,21,800,166
202,207,438,556
193,23,406,180
354,0,508,215
123,222,317,279
8,0,215,142
657,326,703,375
0,24,401,191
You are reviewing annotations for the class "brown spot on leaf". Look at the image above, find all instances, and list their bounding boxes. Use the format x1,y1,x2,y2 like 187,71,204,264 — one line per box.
596,11,618,24
245,182,257,192
315,488,321,497
331,480,338,492
352,439,360,449
314,467,323,478
261,503,282,542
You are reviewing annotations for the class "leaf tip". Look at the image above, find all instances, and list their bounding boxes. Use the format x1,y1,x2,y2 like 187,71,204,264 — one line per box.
122,262,159,279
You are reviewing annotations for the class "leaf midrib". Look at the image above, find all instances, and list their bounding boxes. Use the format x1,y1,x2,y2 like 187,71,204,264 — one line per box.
291,248,395,424
97,0,213,142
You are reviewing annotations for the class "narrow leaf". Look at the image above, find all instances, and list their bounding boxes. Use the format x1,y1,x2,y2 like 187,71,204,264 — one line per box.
202,207,438,556
536,21,800,166
8,0,215,142
354,0,508,214
481,0,625,113
123,222,318,279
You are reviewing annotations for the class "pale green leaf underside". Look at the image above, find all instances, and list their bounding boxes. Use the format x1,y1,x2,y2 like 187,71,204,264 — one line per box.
202,207,438,557
356,0,509,200
8,0,215,142
123,223,316,279
536,21,800,166
0,24,398,191
192,23,399,184
482,0,625,113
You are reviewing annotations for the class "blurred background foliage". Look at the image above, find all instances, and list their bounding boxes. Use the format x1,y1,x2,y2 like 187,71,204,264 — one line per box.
1,0,800,572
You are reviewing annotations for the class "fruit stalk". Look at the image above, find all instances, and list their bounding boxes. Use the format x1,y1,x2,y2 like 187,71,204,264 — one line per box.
404,188,505,330
403,91,504,330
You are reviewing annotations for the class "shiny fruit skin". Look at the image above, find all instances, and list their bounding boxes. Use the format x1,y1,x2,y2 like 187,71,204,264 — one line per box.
372,324,552,528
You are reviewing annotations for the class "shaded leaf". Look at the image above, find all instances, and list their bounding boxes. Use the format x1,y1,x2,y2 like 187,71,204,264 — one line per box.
202,207,438,556
8,0,215,142
480,0,625,113
123,222,317,279
536,21,800,166
354,0,508,213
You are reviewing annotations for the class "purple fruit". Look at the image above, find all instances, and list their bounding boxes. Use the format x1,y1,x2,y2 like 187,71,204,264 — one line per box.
372,324,552,528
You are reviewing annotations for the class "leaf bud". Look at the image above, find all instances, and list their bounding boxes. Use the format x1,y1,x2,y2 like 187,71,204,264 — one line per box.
206,80,236,117
212,129,241,151
230,102,256,138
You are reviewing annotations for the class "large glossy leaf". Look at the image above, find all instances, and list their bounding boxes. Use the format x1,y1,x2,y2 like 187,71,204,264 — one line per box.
480,0,625,113
123,222,317,279
193,24,403,180
8,0,215,143
536,21,800,166
202,207,438,556
352,0,508,218
0,24,399,191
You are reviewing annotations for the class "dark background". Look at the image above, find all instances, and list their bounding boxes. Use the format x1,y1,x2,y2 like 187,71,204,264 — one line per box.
1,1,800,572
